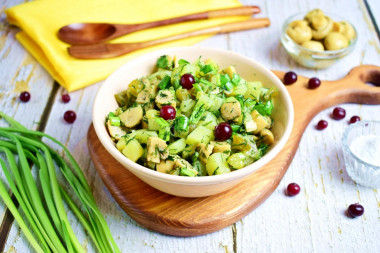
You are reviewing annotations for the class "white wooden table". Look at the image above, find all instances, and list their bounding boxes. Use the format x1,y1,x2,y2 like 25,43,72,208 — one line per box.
1,0,379,252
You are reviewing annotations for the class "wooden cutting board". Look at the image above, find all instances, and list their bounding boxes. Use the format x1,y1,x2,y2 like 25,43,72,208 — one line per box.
87,65,380,237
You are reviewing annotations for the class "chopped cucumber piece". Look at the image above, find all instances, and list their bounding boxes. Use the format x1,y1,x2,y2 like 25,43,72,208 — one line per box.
108,116,121,126
174,115,189,133
197,111,218,131
227,153,246,169
206,153,231,175
134,130,158,144
186,126,214,145
116,133,136,151
158,75,171,90
155,118,171,141
168,138,186,155
244,81,262,101
121,139,144,162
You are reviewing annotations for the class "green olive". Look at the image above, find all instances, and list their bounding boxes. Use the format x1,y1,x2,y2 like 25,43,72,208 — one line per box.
324,32,348,50
301,40,325,51
304,9,324,23
311,16,333,40
286,20,312,44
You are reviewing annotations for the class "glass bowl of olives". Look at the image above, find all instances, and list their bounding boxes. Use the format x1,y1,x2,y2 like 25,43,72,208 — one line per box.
281,9,357,69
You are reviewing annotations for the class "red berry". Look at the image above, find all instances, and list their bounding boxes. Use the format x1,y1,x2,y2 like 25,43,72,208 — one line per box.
347,203,364,218
63,110,76,123
287,183,300,196
180,73,195,89
20,91,31,102
316,120,328,130
62,94,71,103
308,77,321,89
160,105,176,120
283,71,297,85
215,122,232,141
349,116,361,124
332,107,346,120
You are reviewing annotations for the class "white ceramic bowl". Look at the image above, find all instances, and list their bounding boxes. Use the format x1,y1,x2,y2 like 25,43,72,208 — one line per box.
92,46,294,197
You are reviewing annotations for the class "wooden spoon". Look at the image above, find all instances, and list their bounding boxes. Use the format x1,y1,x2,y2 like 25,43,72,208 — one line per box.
68,18,270,59
58,6,260,45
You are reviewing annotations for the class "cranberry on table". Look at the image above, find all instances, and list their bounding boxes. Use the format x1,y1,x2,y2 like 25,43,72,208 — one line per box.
63,110,76,123
180,73,195,89
308,77,321,89
316,120,328,130
215,122,232,141
160,105,176,120
332,107,346,120
349,116,361,124
283,71,297,85
287,183,300,196
61,94,71,103
20,91,31,102
347,203,364,218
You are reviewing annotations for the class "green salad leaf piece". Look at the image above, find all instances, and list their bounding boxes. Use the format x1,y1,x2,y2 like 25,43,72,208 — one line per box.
158,75,171,90
254,101,273,116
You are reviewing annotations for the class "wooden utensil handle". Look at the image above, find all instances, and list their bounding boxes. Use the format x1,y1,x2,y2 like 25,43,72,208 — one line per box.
218,18,270,33
140,19,270,52
133,6,261,31
68,19,271,59
207,6,261,18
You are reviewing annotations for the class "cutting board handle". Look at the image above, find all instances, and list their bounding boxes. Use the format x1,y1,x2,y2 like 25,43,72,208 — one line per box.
271,65,380,187
345,64,380,87
273,65,380,110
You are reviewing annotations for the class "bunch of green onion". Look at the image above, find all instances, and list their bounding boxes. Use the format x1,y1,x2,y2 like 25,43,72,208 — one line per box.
0,112,120,253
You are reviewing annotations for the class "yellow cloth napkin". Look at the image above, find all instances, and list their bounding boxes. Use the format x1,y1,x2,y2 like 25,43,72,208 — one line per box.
6,0,246,92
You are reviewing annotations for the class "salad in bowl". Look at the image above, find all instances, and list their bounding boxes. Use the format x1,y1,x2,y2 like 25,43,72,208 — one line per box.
106,55,277,177
92,47,293,197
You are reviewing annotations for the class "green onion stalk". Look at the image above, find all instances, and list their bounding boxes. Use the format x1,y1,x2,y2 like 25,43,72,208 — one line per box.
0,111,120,253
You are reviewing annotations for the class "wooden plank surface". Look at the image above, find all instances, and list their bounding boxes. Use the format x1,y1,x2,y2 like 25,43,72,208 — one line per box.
0,0,379,252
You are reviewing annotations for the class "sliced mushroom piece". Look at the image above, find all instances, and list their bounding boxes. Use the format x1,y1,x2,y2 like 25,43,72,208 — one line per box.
220,98,242,122
155,90,175,109
196,143,214,164
260,129,275,145
210,141,231,154
251,110,268,134
174,158,197,176
231,134,251,152
136,89,152,104
119,106,143,128
264,116,272,129
147,136,168,163
106,120,126,141
156,159,175,174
